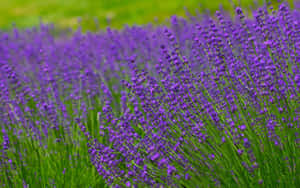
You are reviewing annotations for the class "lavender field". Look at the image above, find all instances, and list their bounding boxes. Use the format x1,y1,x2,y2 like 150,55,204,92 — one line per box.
0,2,299,188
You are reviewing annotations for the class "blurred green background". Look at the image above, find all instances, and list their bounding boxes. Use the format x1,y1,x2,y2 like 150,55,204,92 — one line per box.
0,0,295,31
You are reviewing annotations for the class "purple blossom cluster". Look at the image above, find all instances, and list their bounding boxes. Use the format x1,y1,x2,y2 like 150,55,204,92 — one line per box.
84,4,299,187
0,2,299,187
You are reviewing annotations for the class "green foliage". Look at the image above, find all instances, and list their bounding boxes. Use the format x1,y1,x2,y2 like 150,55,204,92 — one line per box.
0,0,294,31
1,97,107,187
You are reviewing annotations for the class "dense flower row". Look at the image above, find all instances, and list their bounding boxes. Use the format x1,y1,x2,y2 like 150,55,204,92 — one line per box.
0,2,299,187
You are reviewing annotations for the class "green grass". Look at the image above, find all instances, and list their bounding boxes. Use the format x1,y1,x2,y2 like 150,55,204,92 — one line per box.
2,95,107,187
0,0,295,31
4,78,298,187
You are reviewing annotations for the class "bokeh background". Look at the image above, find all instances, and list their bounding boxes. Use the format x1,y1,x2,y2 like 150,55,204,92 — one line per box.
0,0,295,31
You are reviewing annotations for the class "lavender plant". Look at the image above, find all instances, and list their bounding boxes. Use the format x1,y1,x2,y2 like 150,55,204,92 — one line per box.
0,2,299,188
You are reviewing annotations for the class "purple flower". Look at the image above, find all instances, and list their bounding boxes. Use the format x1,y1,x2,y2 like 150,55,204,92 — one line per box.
167,165,176,175
243,138,251,148
237,149,244,155
150,153,160,161
125,181,131,187
239,125,246,131
209,154,215,160
1,2,299,187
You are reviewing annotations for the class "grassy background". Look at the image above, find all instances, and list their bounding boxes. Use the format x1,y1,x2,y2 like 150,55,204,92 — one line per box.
0,0,295,31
